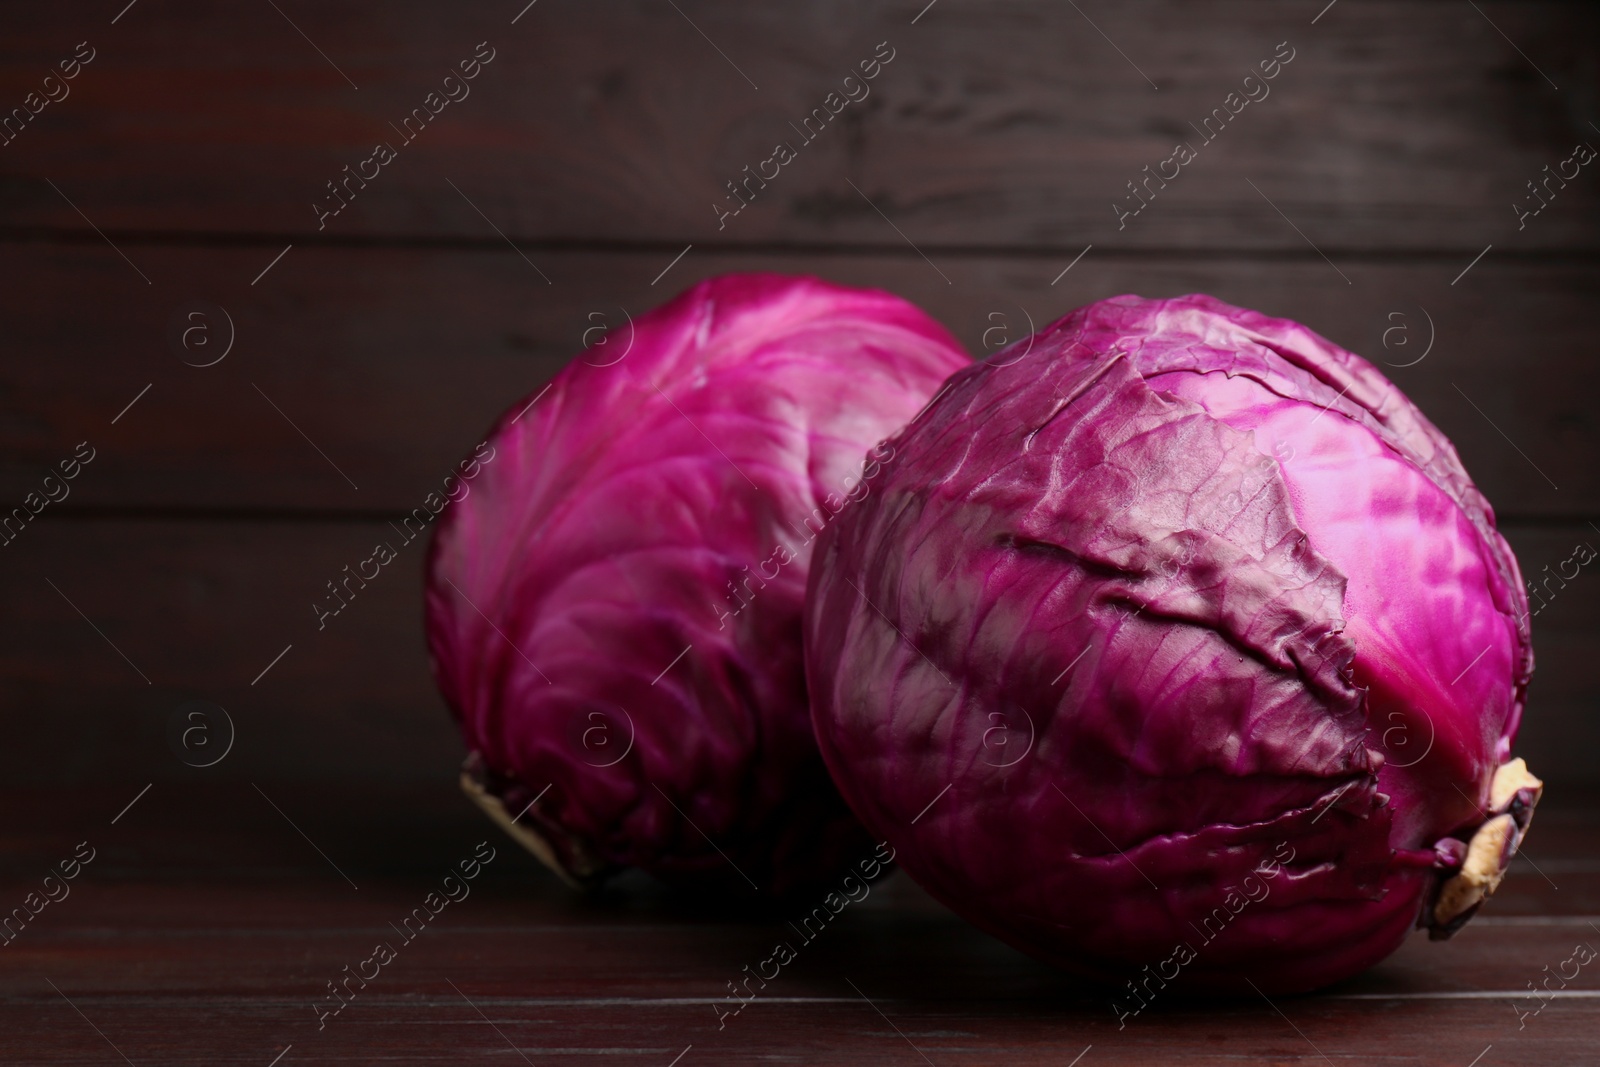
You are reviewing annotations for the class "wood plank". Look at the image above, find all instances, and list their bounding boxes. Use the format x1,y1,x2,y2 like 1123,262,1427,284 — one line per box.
0,784,1594,1065
3,996,1595,1067
3,864,1595,993
1,245,1595,515
5,781,1590,904
0,521,1595,792
0,518,457,787
0,1,1593,250
0,991,1587,1067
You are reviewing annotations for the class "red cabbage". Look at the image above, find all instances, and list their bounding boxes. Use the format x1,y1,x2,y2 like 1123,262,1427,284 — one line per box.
425,273,968,897
805,293,1540,992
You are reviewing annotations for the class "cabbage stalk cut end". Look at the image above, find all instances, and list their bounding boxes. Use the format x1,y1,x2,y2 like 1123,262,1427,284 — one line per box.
459,752,611,890
1427,758,1544,940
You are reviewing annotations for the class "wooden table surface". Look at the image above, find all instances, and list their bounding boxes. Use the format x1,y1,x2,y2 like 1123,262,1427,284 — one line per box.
1,1,1596,1062
1,783,1595,1066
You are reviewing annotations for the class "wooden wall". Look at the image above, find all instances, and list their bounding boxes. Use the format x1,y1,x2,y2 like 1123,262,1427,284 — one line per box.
1,1,1595,794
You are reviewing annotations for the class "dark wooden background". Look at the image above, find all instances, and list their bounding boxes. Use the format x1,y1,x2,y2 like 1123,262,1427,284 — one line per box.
1,1,1596,1063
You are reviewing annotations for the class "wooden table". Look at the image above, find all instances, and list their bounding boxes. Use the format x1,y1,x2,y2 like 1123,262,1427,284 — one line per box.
1,784,1595,1066
1,2,1596,1062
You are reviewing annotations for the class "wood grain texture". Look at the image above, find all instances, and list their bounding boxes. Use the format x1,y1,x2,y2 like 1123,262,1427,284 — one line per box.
0,786,1594,1066
0,520,1594,790
1,245,1595,516
0,1,1594,250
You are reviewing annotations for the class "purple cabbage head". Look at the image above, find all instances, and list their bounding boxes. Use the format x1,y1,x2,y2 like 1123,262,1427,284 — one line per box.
805,293,1540,992
425,272,968,898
